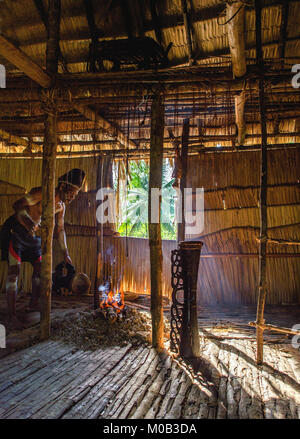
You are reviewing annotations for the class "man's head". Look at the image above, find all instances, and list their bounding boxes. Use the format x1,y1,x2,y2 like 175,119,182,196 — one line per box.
58,183,79,204
57,168,86,204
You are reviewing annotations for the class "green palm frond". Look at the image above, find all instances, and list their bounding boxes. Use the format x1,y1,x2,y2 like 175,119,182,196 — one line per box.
117,159,176,240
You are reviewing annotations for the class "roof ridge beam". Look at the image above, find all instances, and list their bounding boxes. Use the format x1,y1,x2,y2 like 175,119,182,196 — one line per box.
0,34,135,149
226,1,247,78
0,34,51,88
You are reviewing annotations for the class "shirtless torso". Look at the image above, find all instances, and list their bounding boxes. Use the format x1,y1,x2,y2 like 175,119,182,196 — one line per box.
13,186,76,264
3,169,84,329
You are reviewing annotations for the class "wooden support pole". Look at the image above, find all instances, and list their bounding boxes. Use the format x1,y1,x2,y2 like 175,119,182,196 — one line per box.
234,90,246,145
177,118,190,243
255,0,268,365
40,0,60,341
278,0,290,65
148,92,164,352
94,156,102,309
227,1,247,146
181,0,194,65
83,0,99,44
249,321,300,336
121,0,134,39
33,0,68,73
149,0,163,46
131,0,145,38
226,1,246,78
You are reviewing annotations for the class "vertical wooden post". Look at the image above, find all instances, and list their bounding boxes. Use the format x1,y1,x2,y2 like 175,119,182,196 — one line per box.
255,0,268,364
235,90,246,146
181,0,194,65
94,156,102,309
177,118,190,243
149,92,164,351
40,0,61,340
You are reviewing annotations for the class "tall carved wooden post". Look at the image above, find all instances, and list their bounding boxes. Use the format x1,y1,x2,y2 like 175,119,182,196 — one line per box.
149,91,164,351
40,0,61,340
170,239,202,359
179,240,202,358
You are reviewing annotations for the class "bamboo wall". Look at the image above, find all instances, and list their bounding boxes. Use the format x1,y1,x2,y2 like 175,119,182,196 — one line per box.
0,149,299,305
187,148,300,305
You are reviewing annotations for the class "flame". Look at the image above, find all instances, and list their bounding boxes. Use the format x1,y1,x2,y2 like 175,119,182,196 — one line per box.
99,289,125,314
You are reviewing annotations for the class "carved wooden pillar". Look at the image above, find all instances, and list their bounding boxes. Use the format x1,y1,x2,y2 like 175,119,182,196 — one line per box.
171,239,202,359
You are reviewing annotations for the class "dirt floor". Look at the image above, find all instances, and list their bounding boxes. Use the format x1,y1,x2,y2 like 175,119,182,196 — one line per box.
0,293,299,419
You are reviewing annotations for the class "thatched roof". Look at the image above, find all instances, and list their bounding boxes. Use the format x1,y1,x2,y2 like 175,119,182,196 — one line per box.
1,0,300,72
0,0,299,156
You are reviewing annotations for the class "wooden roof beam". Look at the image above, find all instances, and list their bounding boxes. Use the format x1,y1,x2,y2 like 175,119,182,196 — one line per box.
72,103,137,149
278,0,290,62
0,34,135,149
181,0,194,66
226,1,247,78
0,128,39,150
226,2,247,148
2,142,300,158
0,34,51,88
149,0,163,46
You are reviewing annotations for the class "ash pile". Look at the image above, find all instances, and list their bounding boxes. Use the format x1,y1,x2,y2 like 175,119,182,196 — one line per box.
51,307,170,351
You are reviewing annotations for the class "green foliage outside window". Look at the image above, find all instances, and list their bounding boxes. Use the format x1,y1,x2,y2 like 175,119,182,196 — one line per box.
116,160,177,240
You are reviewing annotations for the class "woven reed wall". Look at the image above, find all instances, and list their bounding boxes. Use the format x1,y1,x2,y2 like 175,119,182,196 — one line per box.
0,149,299,305
0,157,99,295
187,148,300,305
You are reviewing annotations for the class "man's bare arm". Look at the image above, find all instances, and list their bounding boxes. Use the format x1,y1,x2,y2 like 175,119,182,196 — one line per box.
13,187,42,211
13,188,42,232
55,204,72,264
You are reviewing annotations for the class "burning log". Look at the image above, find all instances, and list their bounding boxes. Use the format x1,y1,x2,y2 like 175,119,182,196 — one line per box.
95,282,126,323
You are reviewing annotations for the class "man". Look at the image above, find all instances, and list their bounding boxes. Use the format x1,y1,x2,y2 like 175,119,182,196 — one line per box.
0,168,86,329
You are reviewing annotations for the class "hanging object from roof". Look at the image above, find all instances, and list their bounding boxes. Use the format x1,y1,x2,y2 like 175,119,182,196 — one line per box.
87,36,172,72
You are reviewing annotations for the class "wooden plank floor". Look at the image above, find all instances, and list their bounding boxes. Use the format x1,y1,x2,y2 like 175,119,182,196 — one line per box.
0,335,299,419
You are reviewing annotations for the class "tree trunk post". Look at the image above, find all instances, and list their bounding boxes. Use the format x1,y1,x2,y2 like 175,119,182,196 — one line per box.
40,0,61,340
255,0,268,365
177,118,190,243
149,91,165,351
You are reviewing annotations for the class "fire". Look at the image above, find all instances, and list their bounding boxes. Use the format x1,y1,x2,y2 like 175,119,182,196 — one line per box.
99,287,125,315
97,281,125,323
